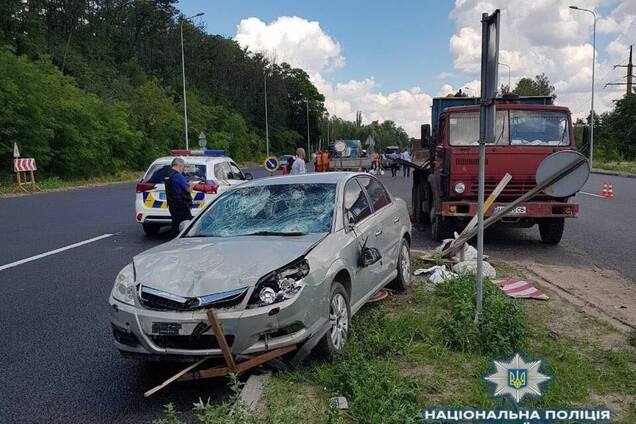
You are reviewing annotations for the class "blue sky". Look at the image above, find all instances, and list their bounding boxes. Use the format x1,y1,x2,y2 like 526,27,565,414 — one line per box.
178,0,455,94
178,0,635,135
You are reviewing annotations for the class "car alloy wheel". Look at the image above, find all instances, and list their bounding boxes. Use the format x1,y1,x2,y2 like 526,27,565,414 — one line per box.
400,243,411,286
329,293,349,350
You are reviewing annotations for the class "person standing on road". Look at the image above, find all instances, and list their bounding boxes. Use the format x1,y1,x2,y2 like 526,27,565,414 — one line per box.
315,149,323,172
388,151,399,177
290,147,307,174
321,150,329,172
401,150,412,177
164,157,196,235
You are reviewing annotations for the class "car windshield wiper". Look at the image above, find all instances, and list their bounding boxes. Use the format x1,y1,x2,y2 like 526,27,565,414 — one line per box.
240,230,307,237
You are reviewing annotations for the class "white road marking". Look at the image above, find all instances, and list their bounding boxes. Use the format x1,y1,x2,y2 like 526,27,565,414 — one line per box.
0,233,113,272
579,191,605,198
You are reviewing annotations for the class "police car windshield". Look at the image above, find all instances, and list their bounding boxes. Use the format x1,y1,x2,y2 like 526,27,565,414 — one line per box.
143,163,207,183
186,183,337,237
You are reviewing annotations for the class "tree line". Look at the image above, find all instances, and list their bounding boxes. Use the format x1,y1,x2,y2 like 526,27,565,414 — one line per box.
0,0,410,179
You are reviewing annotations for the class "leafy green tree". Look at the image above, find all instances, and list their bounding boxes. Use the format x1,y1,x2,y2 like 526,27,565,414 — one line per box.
512,73,556,98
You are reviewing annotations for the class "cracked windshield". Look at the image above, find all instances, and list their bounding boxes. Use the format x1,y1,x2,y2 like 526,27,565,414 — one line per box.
187,184,336,237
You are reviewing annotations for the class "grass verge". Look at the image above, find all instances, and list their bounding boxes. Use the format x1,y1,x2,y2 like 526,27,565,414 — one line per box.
594,160,636,175
154,263,636,423
0,170,142,195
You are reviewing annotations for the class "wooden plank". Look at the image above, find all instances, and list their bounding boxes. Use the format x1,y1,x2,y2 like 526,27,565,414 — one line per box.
143,357,209,397
206,309,237,371
236,345,297,375
178,365,230,382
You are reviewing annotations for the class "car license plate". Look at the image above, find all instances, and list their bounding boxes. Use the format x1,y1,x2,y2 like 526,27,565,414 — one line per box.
151,322,181,335
494,206,526,215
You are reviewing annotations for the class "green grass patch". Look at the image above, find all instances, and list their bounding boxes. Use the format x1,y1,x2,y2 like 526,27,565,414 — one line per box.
0,170,142,194
154,274,636,423
594,160,636,175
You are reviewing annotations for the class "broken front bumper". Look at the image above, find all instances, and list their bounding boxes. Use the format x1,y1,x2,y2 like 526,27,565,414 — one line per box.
441,201,579,218
109,284,327,360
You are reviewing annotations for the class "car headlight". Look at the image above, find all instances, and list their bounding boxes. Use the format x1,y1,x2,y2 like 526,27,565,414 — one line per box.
454,182,466,194
111,263,136,305
249,259,309,308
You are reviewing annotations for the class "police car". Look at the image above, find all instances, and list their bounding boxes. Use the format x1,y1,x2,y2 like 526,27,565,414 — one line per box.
135,149,253,235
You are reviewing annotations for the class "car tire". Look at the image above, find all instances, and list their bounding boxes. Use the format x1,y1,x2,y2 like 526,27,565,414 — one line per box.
538,218,564,245
315,282,351,359
142,223,161,236
388,238,411,291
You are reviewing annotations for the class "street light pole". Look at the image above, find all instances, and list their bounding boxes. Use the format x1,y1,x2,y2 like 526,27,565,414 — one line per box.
570,5,596,168
180,12,205,150
264,70,270,157
499,62,511,89
305,99,310,154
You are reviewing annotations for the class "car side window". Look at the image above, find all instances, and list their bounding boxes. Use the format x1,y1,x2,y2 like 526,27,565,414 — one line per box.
343,179,372,224
214,162,230,180
358,177,391,211
228,162,245,180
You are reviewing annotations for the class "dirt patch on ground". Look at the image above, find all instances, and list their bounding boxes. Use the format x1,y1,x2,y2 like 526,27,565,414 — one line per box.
512,261,636,332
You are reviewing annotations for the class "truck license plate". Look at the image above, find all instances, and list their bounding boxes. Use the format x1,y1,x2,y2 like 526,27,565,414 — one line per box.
494,206,526,215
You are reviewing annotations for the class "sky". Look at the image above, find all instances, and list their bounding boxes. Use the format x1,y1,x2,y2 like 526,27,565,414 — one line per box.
179,0,635,137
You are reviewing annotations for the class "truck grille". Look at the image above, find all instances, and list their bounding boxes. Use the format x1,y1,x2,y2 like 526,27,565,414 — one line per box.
470,177,537,196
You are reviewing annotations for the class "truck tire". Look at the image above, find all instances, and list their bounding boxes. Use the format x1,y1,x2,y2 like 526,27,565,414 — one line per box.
538,218,564,245
142,223,161,236
431,212,454,242
412,182,422,224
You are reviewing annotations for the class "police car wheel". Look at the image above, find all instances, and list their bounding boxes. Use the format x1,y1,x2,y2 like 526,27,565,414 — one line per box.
142,223,161,236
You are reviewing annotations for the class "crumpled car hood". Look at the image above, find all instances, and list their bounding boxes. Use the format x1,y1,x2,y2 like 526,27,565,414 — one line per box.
133,234,324,297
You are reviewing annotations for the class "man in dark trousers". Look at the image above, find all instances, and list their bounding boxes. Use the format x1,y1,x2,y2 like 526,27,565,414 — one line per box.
164,157,195,234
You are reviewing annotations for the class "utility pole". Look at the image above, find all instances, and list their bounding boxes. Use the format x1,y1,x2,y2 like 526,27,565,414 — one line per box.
570,5,596,168
607,45,634,96
180,12,205,150
264,70,270,157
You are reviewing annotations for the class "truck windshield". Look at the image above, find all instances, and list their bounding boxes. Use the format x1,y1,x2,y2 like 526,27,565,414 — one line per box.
449,110,570,147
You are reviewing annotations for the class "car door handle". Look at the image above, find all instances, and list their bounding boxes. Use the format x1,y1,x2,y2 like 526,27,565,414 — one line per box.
393,217,400,224
375,229,383,237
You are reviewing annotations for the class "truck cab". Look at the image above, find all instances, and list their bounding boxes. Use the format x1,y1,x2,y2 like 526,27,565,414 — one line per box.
412,96,579,244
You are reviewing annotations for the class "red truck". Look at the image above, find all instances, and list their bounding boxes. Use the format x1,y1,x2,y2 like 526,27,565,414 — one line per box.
411,95,579,244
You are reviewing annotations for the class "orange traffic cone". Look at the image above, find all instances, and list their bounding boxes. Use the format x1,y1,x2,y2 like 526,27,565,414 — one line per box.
602,182,609,197
607,183,614,198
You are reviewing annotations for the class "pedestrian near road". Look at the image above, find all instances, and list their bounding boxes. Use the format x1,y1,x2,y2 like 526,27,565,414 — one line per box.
401,150,411,177
388,152,399,177
315,150,323,172
290,147,307,174
321,150,329,172
164,157,196,235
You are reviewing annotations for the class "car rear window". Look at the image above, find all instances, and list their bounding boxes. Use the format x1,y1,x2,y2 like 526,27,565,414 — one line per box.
142,163,207,183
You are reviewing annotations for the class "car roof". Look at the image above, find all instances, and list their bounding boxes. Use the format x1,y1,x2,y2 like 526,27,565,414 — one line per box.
241,172,358,187
150,156,231,166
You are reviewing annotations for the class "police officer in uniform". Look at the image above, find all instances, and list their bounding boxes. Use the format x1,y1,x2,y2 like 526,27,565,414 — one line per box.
164,157,196,234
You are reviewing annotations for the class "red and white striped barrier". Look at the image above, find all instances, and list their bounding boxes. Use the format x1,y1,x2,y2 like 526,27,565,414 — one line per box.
14,158,37,172
493,278,549,300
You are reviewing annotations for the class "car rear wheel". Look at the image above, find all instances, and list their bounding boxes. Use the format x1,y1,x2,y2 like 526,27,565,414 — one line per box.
142,223,161,236
315,282,350,359
388,238,411,291
538,218,564,245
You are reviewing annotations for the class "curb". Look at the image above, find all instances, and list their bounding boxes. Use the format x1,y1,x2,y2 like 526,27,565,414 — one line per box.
591,169,636,179
240,371,271,413
0,179,138,199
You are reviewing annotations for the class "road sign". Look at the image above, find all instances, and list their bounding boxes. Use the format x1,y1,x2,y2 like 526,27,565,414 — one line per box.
14,158,37,172
264,156,279,173
13,158,38,192
334,141,346,153
536,151,590,197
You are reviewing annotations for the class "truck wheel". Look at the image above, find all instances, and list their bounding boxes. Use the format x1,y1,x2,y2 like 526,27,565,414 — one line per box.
431,213,454,242
538,218,564,245
142,223,161,236
412,183,422,223
315,282,350,360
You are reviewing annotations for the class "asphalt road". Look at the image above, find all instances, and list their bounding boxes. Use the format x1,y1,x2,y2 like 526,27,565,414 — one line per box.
0,167,633,424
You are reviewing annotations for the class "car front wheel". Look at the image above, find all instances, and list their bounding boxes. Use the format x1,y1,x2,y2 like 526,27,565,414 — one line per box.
316,282,350,359
388,238,411,291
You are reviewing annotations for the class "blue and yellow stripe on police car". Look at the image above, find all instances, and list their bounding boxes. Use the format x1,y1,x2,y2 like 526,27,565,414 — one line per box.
143,192,205,209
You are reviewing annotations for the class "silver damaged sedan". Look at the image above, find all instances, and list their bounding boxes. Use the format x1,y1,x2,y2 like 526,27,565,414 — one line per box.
109,172,412,360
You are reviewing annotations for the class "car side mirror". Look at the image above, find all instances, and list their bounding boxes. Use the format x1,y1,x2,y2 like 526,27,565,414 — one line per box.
244,172,254,180
360,247,382,267
178,220,191,233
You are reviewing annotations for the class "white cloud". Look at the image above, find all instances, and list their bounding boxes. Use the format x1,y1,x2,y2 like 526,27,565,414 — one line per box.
234,16,430,136
446,0,635,119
